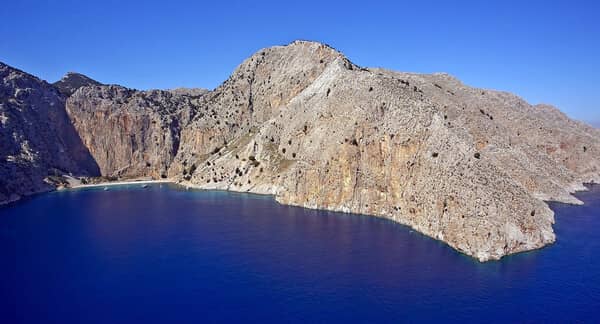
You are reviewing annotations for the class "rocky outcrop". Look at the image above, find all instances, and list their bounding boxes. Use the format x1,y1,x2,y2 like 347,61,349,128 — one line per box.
166,41,599,261
0,62,99,204
53,72,102,97
2,41,599,261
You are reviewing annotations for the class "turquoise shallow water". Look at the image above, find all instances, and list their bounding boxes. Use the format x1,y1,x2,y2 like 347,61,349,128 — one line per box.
1,183,599,323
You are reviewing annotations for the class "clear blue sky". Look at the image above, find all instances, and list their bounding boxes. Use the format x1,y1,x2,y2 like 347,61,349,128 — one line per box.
1,0,599,124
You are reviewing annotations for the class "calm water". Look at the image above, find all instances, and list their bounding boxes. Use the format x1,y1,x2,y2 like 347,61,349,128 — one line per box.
1,184,599,323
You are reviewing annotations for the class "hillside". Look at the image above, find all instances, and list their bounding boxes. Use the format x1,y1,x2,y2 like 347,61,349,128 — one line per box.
0,63,99,203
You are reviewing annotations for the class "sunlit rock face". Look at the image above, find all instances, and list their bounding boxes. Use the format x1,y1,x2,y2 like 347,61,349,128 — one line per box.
168,41,598,261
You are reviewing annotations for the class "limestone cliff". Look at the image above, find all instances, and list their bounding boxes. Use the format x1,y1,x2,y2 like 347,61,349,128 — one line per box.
66,85,204,178
0,63,99,204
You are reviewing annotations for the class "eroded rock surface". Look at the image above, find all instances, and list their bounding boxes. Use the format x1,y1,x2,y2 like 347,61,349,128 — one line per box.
66,85,205,178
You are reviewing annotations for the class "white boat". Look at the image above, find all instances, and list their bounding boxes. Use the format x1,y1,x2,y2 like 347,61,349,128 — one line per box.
142,184,148,188
103,187,109,191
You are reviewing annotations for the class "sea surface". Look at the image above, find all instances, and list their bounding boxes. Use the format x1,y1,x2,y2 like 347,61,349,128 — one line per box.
1,184,599,323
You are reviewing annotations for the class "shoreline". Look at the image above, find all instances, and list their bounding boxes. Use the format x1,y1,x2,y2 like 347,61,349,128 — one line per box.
9,178,599,262
66,179,174,189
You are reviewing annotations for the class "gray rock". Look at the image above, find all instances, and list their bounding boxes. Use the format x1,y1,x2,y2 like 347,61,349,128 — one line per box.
0,62,99,203
167,88,209,97
53,72,102,97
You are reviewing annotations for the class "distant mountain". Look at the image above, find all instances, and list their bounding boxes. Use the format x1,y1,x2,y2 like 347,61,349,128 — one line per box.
2,41,600,261
53,72,102,96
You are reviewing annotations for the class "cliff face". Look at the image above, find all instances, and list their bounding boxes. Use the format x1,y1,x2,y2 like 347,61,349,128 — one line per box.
0,63,99,204
66,85,204,178
166,41,599,261
2,41,599,261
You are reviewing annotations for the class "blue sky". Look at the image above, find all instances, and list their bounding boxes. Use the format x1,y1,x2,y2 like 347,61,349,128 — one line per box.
1,0,599,123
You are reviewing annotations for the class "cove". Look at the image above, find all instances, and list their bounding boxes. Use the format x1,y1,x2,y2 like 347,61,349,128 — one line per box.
1,184,599,323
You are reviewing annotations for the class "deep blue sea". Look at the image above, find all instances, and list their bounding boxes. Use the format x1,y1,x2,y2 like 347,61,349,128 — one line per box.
1,184,599,323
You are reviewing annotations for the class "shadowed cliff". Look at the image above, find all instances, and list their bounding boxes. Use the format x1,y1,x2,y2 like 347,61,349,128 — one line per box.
0,63,100,203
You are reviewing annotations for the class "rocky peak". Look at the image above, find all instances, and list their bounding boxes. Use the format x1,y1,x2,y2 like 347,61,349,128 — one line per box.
53,72,102,97
209,40,351,123
1,61,60,98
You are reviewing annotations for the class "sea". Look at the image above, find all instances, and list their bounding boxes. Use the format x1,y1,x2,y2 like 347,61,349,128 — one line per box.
1,184,599,323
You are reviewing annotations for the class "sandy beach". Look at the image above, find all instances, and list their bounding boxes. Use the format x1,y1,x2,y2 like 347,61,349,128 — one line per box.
66,179,174,189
